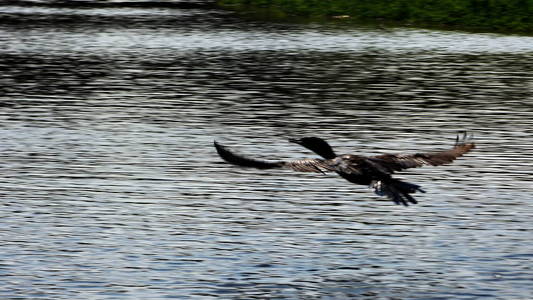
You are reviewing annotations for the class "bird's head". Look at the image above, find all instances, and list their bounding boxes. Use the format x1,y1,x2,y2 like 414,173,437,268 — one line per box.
289,137,336,159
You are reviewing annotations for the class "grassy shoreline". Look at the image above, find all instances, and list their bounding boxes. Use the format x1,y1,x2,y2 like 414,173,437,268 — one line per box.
218,0,533,34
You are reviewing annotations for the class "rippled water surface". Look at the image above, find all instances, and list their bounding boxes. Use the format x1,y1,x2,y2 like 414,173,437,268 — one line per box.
1,2,533,299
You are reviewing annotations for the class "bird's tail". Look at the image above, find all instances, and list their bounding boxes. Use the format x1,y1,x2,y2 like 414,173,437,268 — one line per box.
371,179,426,206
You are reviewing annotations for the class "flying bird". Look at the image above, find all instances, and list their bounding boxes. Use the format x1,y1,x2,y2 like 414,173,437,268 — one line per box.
214,133,475,206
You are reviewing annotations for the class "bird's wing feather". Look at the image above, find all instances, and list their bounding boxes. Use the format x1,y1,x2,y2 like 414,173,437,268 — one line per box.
369,132,475,173
282,159,336,173
214,141,335,173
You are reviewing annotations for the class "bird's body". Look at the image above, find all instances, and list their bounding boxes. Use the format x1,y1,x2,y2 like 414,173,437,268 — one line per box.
214,133,475,206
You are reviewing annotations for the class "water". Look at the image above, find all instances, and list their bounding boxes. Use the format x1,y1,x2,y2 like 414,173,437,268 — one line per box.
1,2,533,299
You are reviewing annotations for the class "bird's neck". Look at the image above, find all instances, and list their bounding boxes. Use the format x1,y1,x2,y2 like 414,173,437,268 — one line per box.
312,146,337,159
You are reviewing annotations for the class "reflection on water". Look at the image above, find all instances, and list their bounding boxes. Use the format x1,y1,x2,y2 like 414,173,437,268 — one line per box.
1,2,533,299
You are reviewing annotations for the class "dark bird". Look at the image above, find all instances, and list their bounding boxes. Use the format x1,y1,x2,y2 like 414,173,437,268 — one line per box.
214,133,475,206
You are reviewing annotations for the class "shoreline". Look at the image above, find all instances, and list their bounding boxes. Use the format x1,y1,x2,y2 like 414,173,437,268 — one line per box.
217,0,533,35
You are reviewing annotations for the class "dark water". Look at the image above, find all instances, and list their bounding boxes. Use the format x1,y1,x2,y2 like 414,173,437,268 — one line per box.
1,2,533,299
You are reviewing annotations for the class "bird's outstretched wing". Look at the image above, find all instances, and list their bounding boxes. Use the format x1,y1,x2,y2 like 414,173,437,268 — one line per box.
214,141,336,173
369,132,475,173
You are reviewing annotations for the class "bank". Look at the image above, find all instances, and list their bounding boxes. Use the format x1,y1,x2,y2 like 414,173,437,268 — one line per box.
218,0,532,34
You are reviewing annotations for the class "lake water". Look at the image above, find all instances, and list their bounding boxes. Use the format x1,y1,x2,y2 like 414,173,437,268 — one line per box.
1,1,533,299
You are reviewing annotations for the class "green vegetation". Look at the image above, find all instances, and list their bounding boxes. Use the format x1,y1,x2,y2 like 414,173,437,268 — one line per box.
218,0,533,33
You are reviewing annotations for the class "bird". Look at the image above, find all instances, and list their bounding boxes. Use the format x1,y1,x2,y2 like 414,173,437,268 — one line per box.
214,133,475,206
